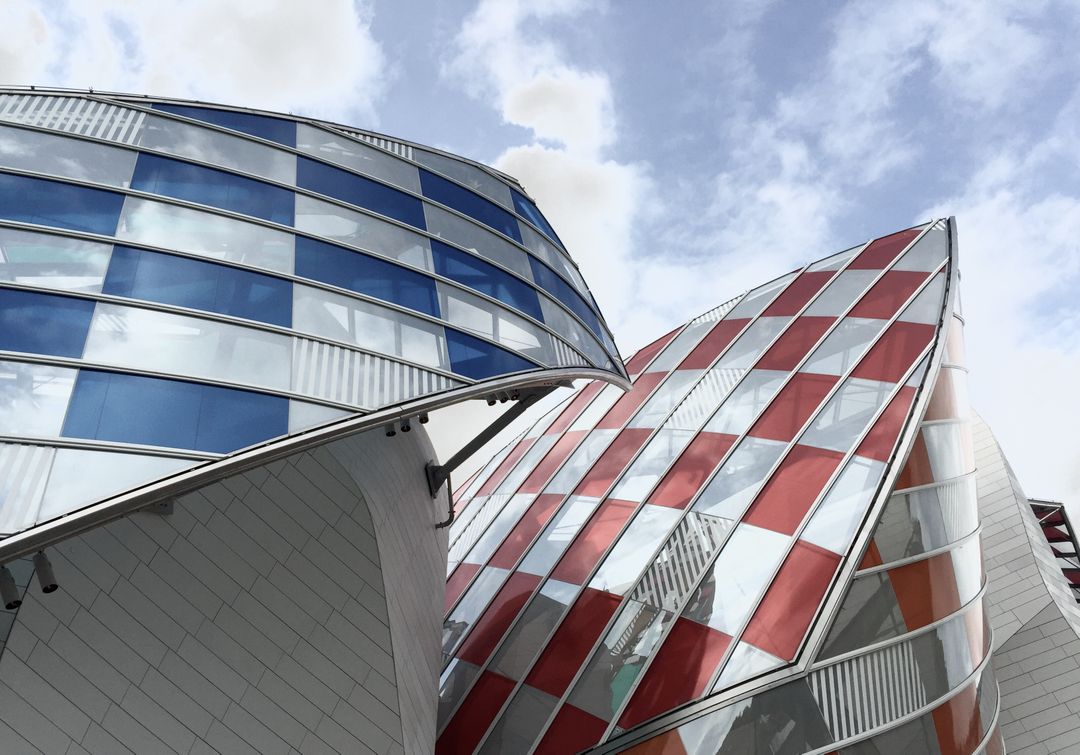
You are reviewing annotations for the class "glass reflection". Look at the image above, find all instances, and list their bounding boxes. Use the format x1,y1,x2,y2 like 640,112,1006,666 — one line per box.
609,429,695,502
800,456,886,554
518,496,602,577
704,369,786,436
800,378,894,453
295,194,432,270
801,318,887,376
589,505,682,595
296,124,419,193
0,360,77,437
0,227,112,293
693,436,787,520
805,270,878,317
0,123,136,187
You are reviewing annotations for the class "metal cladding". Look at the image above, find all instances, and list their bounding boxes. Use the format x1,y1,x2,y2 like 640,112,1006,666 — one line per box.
0,89,626,550
439,219,1005,753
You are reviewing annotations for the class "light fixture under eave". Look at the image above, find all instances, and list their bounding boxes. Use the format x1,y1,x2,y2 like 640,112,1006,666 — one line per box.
0,565,21,609
33,551,58,594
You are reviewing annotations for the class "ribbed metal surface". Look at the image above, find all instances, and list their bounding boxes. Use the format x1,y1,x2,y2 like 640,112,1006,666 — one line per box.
691,296,740,325
0,94,145,145
0,443,55,534
340,128,414,160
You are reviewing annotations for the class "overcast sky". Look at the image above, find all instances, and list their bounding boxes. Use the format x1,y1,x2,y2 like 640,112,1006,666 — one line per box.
2,0,1079,513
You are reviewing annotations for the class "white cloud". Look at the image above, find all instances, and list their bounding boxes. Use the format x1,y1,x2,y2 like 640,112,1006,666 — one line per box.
0,0,386,123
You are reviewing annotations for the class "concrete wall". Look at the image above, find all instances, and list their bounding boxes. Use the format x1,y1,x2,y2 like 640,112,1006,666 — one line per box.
0,424,448,754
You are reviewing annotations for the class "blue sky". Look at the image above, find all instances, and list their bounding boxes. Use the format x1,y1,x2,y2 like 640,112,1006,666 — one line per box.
2,0,1079,511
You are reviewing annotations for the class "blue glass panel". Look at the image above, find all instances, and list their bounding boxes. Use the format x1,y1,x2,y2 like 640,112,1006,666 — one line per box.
431,240,542,321
63,370,288,453
130,154,294,225
0,287,95,357
153,104,297,147
103,246,292,327
419,170,522,243
512,189,563,247
297,157,426,230
0,173,123,236
527,256,605,340
294,236,439,317
446,328,535,380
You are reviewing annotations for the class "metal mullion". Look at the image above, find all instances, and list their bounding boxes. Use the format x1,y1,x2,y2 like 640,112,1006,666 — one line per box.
891,468,976,496
971,684,1002,755
0,434,218,461
854,524,983,577
594,236,947,742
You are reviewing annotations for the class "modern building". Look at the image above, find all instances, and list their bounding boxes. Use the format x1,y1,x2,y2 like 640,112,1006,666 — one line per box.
438,219,1009,753
0,88,627,754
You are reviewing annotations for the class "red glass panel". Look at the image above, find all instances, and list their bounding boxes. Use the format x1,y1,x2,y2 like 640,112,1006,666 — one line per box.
618,618,732,729
762,271,835,316
489,494,566,570
887,550,966,631
476,437,534,497
598,373,665,429
435,670,515,755
856,385,916,461
742,540,842,660
755,316,835,371
519,430,586,494
848,228,920,269
931,675,983,755
526,588,621,697
548,383,604,435
743,444,846,535
575,428,652,497
859,541,884,570
851,321,934,383
445,562,481,614
534,703,609,755
457,571,542,665
848,270,929,320
649,431,737,509
551,499,637,584
749,373,838,443
678,319,749,370
627,328,680,376
895,431,934,489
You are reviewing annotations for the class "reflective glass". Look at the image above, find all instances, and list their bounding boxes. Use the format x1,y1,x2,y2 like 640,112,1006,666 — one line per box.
703,369,787,436
136,114,296,184
545,429,618,494
439,284,554,364
294,193,432,270
296,124,419,193
518,495,602,577
489,578,578,681
0,172,124,236
693,436,787,519
446,328,537,380
131,154,294,225
926,366,969,421
294,235,438,317
538,296,611,370
569,384,623,431
800,317,887,376
589,504,682,595
287,399,349,434
511,189,563,247
628,370,701,428
645,320,713,373
414,148,512,208
62,370,288,453
292,284,448,369
421,168,524,241
83,303,292,391
0,360,77,436
804,270,878,316
432,240,541,321
153,104,296,147
426,204,531,279
38,448,196,522
496,435,557,495
0,123,136,186
716,316,790,371
0,287,95,357
298,156,425,229
872,476,979,563
608,428,694,502
712,641,783,690
103,245,292,327
898,272,945,325
442,565,508,654
800,378,894,453
800,456,886,554
0,227,111,293
117,197,295,274
462,494,537,567
892,225,947,272
727,274,795,319
518,221,587,294
528,255,605,343
923,421,975,480
477,684,559,755
683,524,790,634
666,366,745,431
806,246,860,272
438,659,481,730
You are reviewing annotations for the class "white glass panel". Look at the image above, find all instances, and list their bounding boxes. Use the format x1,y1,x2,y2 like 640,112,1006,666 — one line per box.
137,115,296,184
800,378,893,453
608,428,694,502
0,360,77,437
807,246,860,272
443,566,509,653
425,204,531,279
296,124,420,192
923,421,974,480
589,504,681,595
519,221,587,292
898,273,945,325
39,449,195,521
714,317,790,372
694,436,788,520
518,495,601,577
496,435,557,495
892,226,945,272
628,370,701,429
83,303,292,391
804,270,878,317
287,400,350,433
292,284,448,369
667,366,745,431
712,641,783,690
413,148,513,208
438,283,553,364
801,456,886,554
295,194,432,269
683,524,790,634
117,197,295,274
906,354,931,387
645,320,713,373
703,369,787,436
569,384,623,431
545,429,617,494
463,494,536,566
951,537,983,605
0,227,112,293
538,295,610,370
0,124,136,187
728,273,796,319
801,318,887,376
